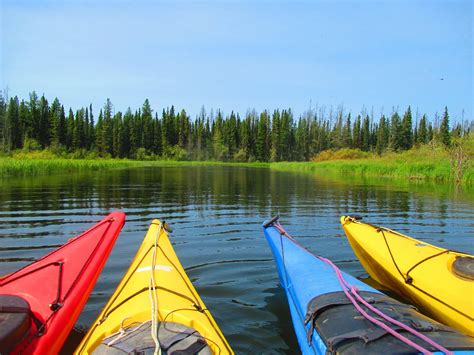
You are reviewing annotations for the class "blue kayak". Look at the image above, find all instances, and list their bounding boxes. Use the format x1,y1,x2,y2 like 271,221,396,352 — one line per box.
263,217,474,354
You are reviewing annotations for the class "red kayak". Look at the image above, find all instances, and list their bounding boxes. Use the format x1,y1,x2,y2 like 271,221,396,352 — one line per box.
0,212,125,354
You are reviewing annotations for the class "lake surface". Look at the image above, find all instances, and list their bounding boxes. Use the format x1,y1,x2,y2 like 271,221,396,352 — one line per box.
0,166,473,354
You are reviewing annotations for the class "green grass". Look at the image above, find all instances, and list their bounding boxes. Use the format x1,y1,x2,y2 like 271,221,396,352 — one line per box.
270,159,453,181
271,146,473,184
0,157,143,176
1,145,472,185
0,153,269,177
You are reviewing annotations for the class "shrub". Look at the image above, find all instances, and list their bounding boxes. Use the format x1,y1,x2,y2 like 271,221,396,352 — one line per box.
312,148,372,162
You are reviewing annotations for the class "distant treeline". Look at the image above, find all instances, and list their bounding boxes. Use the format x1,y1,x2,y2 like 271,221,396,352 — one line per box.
0,91,471,161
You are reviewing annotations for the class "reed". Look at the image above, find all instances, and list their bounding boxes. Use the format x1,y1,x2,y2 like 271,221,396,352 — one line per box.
1,146,471,184
0,156,269,177
0,157,142,176
270,148,473,184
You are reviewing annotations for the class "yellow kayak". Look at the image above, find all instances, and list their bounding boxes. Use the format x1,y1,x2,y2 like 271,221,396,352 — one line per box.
76,219,233,354
341,216,474,337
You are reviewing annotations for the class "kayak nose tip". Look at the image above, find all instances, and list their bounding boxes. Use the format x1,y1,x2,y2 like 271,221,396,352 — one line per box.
263,216,279,228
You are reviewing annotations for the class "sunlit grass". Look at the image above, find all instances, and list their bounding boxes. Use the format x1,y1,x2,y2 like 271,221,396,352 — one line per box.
1,145,471,184
0,153,269,177
271,145,473,184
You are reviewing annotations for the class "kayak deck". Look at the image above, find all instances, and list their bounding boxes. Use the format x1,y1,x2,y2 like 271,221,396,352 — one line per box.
264,217,474,354
341,215,474,336
0,212,125,354
76,219,233,354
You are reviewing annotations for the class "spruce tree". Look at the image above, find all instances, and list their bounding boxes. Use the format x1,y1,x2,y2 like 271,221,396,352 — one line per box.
18,100,30,146
256,110,270,161
50,98,62,147
28,92,39,143
38,95,50,147
153,115,162,156
417,114,428,144
376,115,389,155
0,92,5,151
342,113,352,148
142,99,153,151
123,108,134,156
353,115,361,149
270,110,281,161
389,112,402,151
66,109,75,150
361,115,371,151
439,107,451,147
112,112,123,157
280,109,294,160
5,97,21,150
400,106,413,150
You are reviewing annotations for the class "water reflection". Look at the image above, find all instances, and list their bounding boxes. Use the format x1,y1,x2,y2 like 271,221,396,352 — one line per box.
0,166,473,353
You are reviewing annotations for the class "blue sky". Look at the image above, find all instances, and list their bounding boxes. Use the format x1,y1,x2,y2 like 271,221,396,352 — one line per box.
1,0,472,122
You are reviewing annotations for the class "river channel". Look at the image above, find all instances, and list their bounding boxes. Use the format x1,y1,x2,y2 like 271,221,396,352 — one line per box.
0,166,473,353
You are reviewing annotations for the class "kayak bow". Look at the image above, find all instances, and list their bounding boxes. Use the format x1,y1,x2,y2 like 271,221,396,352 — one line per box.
0,212,125,354
263,216,474,354
76,219,233,354
341,215,474,337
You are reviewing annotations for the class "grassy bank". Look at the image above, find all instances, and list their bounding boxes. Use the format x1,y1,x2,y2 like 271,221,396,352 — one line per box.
0,151,269,177
271,147,473,184
1,146,472,184
0,157,143,176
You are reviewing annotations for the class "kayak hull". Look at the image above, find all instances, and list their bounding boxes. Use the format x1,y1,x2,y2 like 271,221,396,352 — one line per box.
263,219,379,354
264,218,474,354
76,219,233,354
0,212,125,354
340,216,474,336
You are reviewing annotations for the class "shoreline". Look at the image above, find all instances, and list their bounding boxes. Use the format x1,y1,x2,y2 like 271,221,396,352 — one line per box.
1,154,472,185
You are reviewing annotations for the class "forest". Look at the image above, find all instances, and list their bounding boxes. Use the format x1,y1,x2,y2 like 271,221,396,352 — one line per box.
0,91,471,162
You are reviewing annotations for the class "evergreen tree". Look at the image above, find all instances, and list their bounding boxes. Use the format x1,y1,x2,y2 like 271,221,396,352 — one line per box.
417,114,428,144
0,92,6,151
18,100,30,146
112,112,123,157
439,107,451,147
361,115,371,151
123,108,134,156
5,97,21,150
256,110,270,161
196,107,206,159
212,110,227,160
353,115,362,149
73,108,86,149
400,106,413,150
342,113,352,148
280,109,294,160
428,122,434,142
153,114,162,156
270,110,281,161
177,109,190,150
28,92,39,143
59,106,67,147
95,110,104,154
142,99,153,151
89,104,95,150
240,112,254,161
102,99,114,155
50,98,62,147
66,109,75,149
38,95,50,147
375,115,389,155
389,112,402,151
295,117,309,160
330,110,343,149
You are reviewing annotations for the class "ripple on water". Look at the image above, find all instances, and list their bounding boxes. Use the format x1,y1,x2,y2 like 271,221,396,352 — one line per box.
0,166,473,353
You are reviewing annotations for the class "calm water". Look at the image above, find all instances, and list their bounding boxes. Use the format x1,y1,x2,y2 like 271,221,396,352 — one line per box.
0,166,473,354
